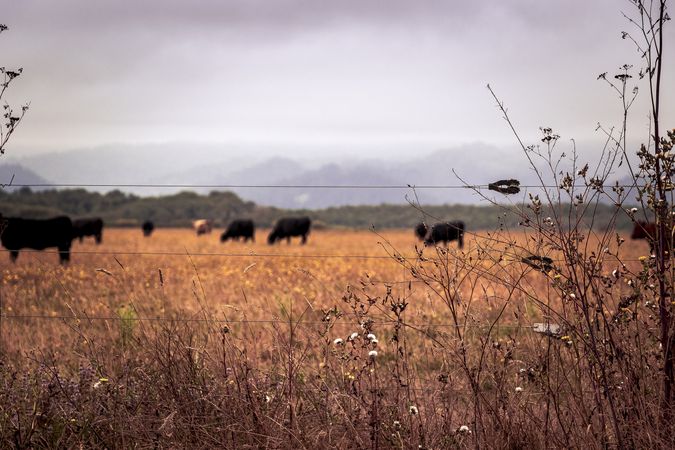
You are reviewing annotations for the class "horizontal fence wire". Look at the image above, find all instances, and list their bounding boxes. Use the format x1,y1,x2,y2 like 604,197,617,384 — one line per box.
0,312,534,329
1,182,647,189
0,247,655,263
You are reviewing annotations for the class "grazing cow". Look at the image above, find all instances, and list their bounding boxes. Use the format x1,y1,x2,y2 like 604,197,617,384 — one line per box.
631,221,673,253
414,222,428,241
72,217,104,244
142,221,155,237
0,215,73,263
193,219,213,236
268,217,311,245
424,221,465,249
221,219,255,243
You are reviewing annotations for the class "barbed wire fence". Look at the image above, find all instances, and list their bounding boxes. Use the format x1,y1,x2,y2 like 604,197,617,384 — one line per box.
0,178,652,379
0,181,649,189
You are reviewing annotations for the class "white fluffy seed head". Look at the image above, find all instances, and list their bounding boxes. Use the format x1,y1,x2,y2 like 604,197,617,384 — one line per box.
368,350,378,359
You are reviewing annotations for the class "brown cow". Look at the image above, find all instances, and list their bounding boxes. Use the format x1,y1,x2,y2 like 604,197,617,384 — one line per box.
192,219,213,236
631,221,673,253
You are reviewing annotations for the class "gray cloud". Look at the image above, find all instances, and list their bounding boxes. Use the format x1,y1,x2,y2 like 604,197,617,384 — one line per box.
1,0,672,160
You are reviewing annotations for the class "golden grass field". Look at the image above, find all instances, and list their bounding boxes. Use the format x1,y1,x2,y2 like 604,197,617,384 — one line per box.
0,227,650,362
0,226,668,448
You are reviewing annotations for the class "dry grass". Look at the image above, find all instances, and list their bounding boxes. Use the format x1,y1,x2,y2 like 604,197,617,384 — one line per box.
0,228,648,357
0,227,665,448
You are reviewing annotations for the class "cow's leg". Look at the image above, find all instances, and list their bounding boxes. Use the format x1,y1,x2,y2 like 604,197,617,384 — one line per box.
79,236,84,243
301,234,307,245
58,243,71,264
9,250,18,263
287,237,291,245
96,233,102,244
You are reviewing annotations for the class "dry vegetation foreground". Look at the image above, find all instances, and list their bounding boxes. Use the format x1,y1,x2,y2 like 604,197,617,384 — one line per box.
0,227,666,448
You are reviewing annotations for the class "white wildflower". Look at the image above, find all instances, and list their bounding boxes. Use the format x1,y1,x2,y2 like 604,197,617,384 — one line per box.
409,405,419,415
264,394,272,403
612,269,619,279
333,338,344,346
393,420,401,430
519,368,526,374
515,386,523,393
370,338,379,346
630,207,638,213
368,350,378,359
348,332,359,341
569,293,576,299
366,333,377,341
458,425,471,433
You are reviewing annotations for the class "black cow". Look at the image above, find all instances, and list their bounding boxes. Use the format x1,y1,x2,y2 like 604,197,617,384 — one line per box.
0,215,73,263
142,221,155,237
268,217,311,245
72,217,104,244
424,221,465,248
221,219,255,243
414,222,428,241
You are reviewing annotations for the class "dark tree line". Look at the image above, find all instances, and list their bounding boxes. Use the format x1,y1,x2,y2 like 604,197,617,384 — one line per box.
0,187,637,230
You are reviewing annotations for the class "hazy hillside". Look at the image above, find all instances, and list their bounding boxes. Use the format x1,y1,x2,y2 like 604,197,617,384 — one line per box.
12,141,634,208
0,163,52,191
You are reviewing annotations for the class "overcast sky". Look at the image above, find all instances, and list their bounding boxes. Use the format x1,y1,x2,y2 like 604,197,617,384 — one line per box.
2,0,673,159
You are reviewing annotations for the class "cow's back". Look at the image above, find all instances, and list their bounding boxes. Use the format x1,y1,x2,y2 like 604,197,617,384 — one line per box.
278,217,311,235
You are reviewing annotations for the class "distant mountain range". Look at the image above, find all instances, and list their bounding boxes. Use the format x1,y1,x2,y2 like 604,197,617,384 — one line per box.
3,141,633,208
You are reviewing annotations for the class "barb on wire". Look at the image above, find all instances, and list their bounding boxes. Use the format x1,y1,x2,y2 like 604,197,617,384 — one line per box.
521,255,555,273
488,179,521,195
